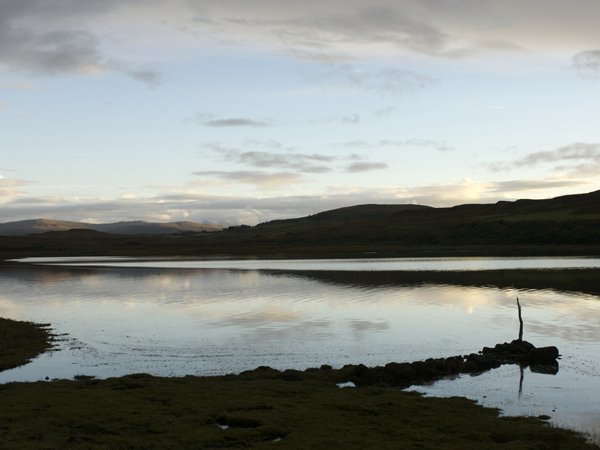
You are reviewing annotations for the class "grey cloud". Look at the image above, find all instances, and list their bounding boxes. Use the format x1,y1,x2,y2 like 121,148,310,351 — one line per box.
5,0,600,86
379,139,454,152
110,62,162,88
345,162,388,173
207,119,268,127
284,49,354,62
328,64,436,95
214,5,458,58
333,139,453,152
193,113,270,128
373,106,397,117
206,140,363,173
128,69,161,88
238,151,333,173
341,114,360,124
0,27,104,75
193,170,305,187
0,0,160,85
489,143,600,176
572,50,600,76
489,179,588,193
518,143,600,166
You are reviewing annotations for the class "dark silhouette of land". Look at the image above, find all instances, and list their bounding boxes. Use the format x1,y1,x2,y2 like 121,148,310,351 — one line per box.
1,190,599,259
0,219,222,236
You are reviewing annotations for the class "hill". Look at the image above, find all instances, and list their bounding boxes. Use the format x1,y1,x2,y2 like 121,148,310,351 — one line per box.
242,189,600,247
0,219,222,236
1,190,599,259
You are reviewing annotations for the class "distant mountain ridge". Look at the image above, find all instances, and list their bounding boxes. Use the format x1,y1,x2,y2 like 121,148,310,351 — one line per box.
1,190,600,257
0,219,223,236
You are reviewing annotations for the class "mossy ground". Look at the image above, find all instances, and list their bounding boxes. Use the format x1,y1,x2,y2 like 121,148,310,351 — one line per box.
1,370,598,449
0,317,53,372
0,318,598,449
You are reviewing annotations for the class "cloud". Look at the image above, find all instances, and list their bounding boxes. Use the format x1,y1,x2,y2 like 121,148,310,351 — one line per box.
1,175,592,226
345,162,388,173
373,106,396,117
206,140,375,174
325,64,436,95
340,114,360,124
237,151,333,173
189,1,600,59
518,143,600,166
207,118,268,127
193,170,305,187
206,4,459,58
572,50,600,77
0,0,160,86
113,64,161,88
0,177,28,202
333,139,453,152
192,113,270,128
5,0,600,89
488,179,588,193
284,49,354,63
491,143,600,176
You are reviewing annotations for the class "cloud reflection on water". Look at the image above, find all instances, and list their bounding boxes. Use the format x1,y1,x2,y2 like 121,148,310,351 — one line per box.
1,263,600,375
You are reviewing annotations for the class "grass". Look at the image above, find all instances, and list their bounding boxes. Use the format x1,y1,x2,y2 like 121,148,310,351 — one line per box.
1,370,598,449
0,318,54,372
0,317,599,449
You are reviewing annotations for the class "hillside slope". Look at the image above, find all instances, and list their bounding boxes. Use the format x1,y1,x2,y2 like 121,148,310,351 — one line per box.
1,190,599,258
0,219,222,236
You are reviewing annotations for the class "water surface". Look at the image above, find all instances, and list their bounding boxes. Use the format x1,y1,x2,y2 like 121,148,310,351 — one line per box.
1,257,600,440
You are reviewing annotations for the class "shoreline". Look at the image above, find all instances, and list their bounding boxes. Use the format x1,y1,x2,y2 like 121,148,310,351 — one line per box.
0,317,54,372
0,317,598,448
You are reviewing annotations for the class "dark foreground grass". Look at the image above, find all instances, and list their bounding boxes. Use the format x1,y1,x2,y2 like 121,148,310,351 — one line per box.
1,370,598,449
0,318,53,372
0,318,598,449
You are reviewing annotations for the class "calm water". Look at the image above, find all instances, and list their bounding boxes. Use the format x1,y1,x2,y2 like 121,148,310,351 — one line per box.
1,257,600,440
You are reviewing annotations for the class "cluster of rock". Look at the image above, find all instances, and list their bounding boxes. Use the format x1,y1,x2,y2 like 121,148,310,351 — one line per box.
335,339,560,388
237,340,560,389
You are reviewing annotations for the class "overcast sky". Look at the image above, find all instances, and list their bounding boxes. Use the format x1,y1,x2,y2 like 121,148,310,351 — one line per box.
2,0,600,225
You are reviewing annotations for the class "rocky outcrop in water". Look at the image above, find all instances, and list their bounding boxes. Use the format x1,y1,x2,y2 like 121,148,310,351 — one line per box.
334,340,560,388
237,340,560,389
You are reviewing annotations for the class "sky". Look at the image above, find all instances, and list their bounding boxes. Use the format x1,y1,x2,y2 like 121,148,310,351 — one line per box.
1,0,600,225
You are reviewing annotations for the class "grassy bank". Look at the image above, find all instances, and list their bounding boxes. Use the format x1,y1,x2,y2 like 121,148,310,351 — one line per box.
0,318,53,372
1,369,598,449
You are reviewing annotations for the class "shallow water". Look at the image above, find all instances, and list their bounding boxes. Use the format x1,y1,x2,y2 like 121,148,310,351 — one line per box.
1,257,600,440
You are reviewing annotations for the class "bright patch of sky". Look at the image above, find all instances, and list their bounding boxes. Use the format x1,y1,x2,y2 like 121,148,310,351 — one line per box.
1,0,600,225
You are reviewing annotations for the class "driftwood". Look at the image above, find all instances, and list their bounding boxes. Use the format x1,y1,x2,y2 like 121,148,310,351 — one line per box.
517,297,524,341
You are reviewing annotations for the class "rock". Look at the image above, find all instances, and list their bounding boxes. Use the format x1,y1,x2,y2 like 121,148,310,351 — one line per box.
529,346,559,364
530,362,559,375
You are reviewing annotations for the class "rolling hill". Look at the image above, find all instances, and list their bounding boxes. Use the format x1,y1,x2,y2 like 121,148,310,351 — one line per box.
1,190,599,259
0,219,222,236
